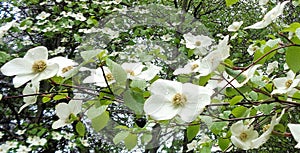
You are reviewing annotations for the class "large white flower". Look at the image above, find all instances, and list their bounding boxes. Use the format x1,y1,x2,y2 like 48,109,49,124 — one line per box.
19,81,40,113
288,124,300,148
271,70,300,95
82,66,115,87
230,120,259,150
183,33,214,55
244,1,289,29
228,21,243,32
144,79,214,122
121,62,145,79
0,46,59,88
52,98,82,129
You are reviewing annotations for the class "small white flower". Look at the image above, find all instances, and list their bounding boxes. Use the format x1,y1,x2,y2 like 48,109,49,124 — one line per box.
173,59,201,75
244,1,289,29
259,0,269,5
247,44,259,55
161,34,172,41
0,132,4,139
0,21,16,39
74,13,86,21
183,33,214,55
198,36,230,76
288,124,300,148
121,62,161,81
51,131,64,140
187,140,198,152
228,21,243,32
16,145,31,153
82,66,115,87
52,99,82,129
271,70,300,94
225,65,261,88
0,46,59,88
27,136,47,146
16,129,26,135
144,79,214,122
230,120,259,150
36,11,51,20
80,138,89,147
266,61,278,75
19,81,39,113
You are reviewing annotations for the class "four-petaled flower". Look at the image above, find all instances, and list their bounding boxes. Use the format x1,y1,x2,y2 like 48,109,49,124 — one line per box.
271,70,300,94
52,98,82,129
82,66,115,87
144,79,214,122
0,46,59,88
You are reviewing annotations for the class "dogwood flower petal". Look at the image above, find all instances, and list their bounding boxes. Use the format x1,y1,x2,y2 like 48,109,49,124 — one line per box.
228,21,243,32
13,73,38,88
24,46,48,61
0,58,33,76
19,81,40,113
288,124,300,148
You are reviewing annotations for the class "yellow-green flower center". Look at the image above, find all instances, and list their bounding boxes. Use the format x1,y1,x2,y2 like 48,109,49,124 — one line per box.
126,70,135,76
263,124,270,132
191,64,199,71
105,73,114,82
62,66,73,73
32,60,47,73
195,40,201,46
285,79,293,88
239,132,248,141
172,93,187,107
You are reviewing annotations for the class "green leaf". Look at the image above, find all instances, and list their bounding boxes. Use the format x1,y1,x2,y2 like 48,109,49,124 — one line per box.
286,46,300,73
53,94,67,101
106,58,127,87
225,68,247,84
141,134,152,144
225,0,239,6
282,22,300,32
91,111,109,132
87,105,107,119
187,125,200,141
113,131,129,144
130,79,147,90
199,74,211,86
80,49,103,62
42,96,51,103
231,106,247,117
210,122,228,135
292,92,300,102
218,138,230,151
76,121,86,137
255,103,275,115
124,133,138,150
0,51,10,63
123,90,144,115
229,95,244,106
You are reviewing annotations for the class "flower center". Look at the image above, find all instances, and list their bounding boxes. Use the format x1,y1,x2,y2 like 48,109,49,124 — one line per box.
172,93,187,107
126,70,135,76
239,132,248,141
195,40,201,46
62,66,73,73
285,79,293,88
191,64,199,71
32,60,47,73
263,124,270,132
105,73,114,82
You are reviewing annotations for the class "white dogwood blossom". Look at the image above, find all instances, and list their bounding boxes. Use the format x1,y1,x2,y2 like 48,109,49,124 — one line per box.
244,1,289,29
0,46,59,88
52,98,82,129
228,21,243,32
19,81,40,113
82,66,115,87
271,70,300,94
144,79,214,122
183,33,213,55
